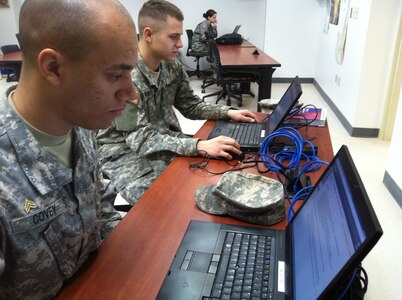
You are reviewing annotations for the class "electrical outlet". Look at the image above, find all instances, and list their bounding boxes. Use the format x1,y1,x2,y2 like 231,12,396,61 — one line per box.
335,75,341,87
350,7,359,20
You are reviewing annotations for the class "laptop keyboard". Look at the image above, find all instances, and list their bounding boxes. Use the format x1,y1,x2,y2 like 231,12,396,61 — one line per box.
231,123,261,145
205,232,276,300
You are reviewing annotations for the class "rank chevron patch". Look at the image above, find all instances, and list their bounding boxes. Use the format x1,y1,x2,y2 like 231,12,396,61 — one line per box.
24,199,37,214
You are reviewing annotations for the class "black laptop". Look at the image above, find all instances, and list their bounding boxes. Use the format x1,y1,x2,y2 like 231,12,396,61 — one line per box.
157,145,383,299
208,76,302,153
233,25,241,34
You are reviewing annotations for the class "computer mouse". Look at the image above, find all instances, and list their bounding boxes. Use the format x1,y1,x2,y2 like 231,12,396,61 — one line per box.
228,151,245,161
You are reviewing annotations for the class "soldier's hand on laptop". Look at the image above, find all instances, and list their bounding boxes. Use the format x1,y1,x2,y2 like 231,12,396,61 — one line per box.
227,109,256,122
197,136,241,160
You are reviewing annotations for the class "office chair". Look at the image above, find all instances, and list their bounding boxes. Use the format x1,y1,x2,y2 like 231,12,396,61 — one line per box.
202,41,256,107
201,41,216,92
15,33,21,47
185,29,207,78
1,44,20,82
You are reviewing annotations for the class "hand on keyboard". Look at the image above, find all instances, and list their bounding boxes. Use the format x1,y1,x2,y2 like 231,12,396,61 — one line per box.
227,109,257,123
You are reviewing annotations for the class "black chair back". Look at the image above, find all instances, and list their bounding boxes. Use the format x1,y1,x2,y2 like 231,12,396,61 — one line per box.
203,41,256,106
15,33,21,47
1,44,20,55
185,29,207,78
186,29,194,56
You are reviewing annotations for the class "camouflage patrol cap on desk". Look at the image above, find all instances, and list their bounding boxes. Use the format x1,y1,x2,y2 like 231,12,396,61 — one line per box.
195,172,285,225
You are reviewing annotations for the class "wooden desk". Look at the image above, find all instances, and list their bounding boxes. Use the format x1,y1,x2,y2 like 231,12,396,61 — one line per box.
218,44,281,111
216,40,255,48
57,115,333,299
0,51,22,81
239,40,257,48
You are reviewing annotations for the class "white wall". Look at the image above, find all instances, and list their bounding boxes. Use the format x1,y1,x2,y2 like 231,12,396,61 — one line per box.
387,84,402,189
314,0,401,129
265,0,322,78
314,0,366,127
263,0,401,131
356,0,401,128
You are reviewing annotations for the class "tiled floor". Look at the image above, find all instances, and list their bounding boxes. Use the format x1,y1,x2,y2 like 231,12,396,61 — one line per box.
2,75,401,299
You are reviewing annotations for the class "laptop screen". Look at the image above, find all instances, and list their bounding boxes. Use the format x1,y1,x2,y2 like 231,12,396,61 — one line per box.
233,25,241,33
265,77,302,136
291,148,370,299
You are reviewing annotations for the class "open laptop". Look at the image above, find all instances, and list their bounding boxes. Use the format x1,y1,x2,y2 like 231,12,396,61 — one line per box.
233,25,241,34
157,145,383,299
208,76,302,153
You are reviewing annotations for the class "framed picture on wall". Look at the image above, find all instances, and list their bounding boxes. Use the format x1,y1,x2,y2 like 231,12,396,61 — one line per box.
330,0,340,25
0,0,10,9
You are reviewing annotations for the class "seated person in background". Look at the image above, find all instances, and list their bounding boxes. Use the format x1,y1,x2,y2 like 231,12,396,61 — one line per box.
192,9,218,53
0,0,138,298
96,0,256,205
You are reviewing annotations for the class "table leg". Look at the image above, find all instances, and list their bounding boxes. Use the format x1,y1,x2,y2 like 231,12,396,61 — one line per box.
257,68,276,112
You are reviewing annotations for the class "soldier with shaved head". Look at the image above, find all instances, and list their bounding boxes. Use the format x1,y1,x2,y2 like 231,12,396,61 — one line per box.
0,0,138,298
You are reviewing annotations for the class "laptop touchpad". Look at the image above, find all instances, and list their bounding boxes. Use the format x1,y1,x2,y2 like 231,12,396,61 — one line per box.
187,252,212,273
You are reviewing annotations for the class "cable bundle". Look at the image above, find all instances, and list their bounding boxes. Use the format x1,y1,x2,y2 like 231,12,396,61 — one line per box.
259,126,328,193
259,126,323,171
287,185,314,223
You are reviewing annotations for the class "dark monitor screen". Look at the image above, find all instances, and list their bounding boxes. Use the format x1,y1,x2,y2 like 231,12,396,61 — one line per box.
265,76,302,135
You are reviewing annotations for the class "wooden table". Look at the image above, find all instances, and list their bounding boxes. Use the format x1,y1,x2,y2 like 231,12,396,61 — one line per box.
0,51,22,81
218,44,281,111
57,114,333,299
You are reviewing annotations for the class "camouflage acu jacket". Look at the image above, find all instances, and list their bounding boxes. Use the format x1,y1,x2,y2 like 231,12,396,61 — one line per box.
192,19,218,53
0,86,121,299
96,54,231,204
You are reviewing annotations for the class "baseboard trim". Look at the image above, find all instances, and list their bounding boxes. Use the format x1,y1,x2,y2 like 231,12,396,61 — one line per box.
312,80,379,138
272,77,314,84
383,171,402,210
271,77,380,137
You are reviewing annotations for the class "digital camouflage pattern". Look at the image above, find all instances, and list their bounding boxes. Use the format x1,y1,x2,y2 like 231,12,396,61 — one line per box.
213,172,284,212
195,171,285,226
0,86,121,299
221,200,285,226
195,185,226,215
97,53,232,204
192,20,218,53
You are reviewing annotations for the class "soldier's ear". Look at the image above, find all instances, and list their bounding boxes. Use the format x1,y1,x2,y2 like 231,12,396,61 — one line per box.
37,48,63,86
142,27,153,43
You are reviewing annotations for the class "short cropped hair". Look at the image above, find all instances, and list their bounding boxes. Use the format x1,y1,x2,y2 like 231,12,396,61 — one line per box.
19,0,132,65
138,0,184,36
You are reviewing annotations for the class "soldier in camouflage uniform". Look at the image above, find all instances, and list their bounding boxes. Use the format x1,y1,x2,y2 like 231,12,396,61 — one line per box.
192,9,218,53
0,0,138,298
96,0,257,204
